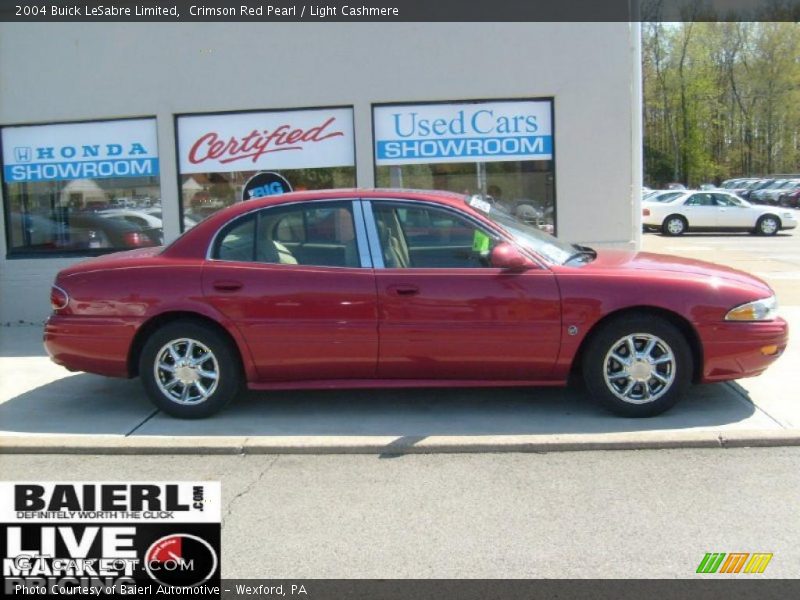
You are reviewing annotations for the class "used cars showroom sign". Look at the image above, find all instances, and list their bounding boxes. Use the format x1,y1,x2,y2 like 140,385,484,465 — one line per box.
177,107,355,174
373,100,553,165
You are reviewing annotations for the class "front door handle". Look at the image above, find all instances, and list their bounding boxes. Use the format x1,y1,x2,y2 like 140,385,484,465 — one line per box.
387,284,420,297
212,280,243,292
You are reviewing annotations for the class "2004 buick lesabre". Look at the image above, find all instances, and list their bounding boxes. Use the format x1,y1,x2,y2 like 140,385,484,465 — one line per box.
44,189,788,418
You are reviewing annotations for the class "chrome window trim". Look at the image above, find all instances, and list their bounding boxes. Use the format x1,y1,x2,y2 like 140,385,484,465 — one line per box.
360,197,548,270
206,198,369,269
351,200,373,269
360,200,385,269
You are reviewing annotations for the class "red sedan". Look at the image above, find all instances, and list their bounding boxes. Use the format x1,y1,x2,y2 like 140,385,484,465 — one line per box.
44,189,788,418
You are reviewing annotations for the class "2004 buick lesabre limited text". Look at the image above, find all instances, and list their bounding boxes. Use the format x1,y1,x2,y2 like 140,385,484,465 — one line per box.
44,190,788,419
46,5,180,17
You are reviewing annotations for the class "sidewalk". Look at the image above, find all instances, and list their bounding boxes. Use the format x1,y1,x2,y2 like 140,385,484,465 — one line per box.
1,307,798,454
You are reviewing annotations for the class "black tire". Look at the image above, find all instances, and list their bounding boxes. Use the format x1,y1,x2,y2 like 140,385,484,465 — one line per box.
755,214,780,236
581,314,693,417
661,215,687,236
139,320,243,418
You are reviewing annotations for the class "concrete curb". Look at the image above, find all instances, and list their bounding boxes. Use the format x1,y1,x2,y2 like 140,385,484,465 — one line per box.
2,429,800,455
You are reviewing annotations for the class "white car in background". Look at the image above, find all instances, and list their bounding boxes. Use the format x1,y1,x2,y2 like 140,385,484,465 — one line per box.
98,208,198,235
98,208,163,230
642,190,797,236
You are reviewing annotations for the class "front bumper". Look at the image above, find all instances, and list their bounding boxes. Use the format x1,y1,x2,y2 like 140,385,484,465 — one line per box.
698,317,789,382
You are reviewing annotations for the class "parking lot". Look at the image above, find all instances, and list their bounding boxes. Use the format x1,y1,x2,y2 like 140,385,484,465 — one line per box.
0,224,797,452
642,220,800,305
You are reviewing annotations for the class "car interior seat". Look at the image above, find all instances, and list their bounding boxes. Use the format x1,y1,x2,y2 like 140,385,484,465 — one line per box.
376,209,409,268
335,208,359,267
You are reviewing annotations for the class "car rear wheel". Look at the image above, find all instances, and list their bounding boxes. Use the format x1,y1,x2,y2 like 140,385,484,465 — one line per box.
582,315,692,417
140,320,242,418
756,215,780,236
662,215,687,236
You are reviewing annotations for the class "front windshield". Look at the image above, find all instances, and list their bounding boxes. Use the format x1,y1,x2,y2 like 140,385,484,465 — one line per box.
465,196,577,265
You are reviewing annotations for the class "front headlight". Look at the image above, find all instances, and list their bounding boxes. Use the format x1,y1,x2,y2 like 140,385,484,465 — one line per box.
725,295,778,321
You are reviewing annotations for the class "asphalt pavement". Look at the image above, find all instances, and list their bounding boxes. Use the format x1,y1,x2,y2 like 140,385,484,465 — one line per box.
1,448,798,578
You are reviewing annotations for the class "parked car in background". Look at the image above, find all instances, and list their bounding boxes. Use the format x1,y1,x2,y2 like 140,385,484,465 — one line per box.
742,178,777,202
99,208,164,233
767,180,800,206
779,186,800,209
45,189,787,420
752,179,796,205
10,211,161,251
725,178,763,198
666,182,687,190
98,208,199,239
642,190,797,235
144,208,200,231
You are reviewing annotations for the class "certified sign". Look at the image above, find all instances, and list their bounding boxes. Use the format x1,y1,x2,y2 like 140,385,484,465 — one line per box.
374,100,553,166
1,118,160,183
177,108,355,174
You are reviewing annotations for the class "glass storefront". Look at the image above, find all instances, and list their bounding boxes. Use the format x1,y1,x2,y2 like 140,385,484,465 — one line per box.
2,118,162,255
1,102,557,257
373,99,556,233
176,107,356,228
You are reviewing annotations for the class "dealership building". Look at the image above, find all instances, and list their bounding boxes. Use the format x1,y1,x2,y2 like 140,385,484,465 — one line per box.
0,22,642,324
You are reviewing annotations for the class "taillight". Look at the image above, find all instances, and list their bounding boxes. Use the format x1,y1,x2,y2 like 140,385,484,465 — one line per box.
123,232,157,247
643,208,651,216
50,285,69,311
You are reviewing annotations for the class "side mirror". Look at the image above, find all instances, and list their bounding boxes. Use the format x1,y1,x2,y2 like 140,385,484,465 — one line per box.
490,242,533,271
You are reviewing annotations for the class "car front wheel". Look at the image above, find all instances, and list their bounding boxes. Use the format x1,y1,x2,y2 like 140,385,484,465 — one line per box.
582,315,692,417
139,320,243,418
755,215,780,236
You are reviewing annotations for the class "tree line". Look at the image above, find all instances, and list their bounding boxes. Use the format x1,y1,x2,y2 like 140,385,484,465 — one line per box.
643,22,800,187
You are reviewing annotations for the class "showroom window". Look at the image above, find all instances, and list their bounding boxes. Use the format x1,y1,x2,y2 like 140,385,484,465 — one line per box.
373,99,556,233
2,118,162,257
176,107,356,229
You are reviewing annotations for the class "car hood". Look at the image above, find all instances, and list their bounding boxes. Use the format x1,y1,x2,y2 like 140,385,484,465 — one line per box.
575,249,772,294
59,246,164,277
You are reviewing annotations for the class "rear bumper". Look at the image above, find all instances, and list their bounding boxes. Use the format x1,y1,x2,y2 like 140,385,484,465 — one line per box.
44,315,138,378
698,317,789,383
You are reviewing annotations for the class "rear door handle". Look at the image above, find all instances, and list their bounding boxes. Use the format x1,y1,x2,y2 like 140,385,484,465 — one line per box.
212,280,243,292
387,285,420,296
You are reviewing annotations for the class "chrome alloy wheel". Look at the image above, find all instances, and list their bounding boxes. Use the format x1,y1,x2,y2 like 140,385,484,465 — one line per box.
666,217,685,234
760,216,779,234
154,338,219,405
603,333,676,405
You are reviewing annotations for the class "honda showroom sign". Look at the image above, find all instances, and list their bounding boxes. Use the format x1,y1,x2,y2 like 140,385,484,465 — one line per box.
177,107,355,174
373,100,553,166
2,118,159,183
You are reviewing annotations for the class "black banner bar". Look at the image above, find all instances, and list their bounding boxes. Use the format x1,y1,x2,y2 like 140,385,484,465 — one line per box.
223,580,800,600
4,579,800,599
1,0,799,22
